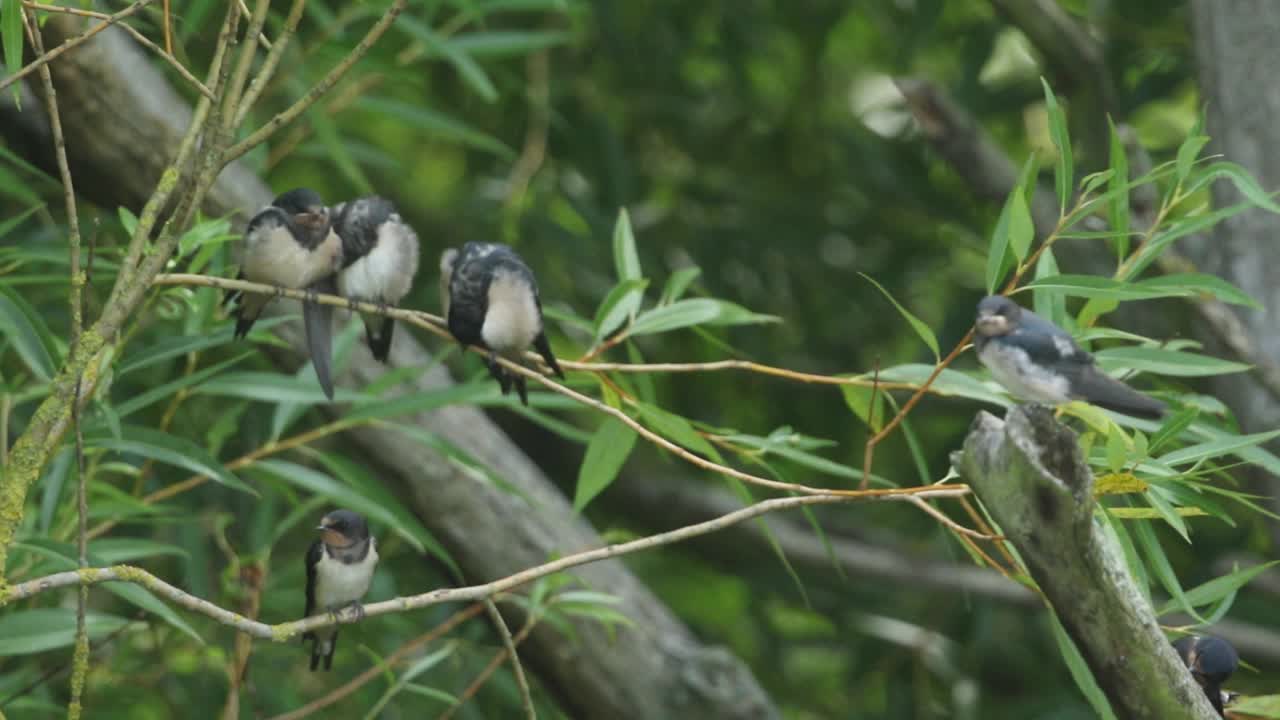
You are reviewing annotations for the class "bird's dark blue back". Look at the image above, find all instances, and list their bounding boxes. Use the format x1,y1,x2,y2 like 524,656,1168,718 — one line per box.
333,196,397,266
446,243,538,347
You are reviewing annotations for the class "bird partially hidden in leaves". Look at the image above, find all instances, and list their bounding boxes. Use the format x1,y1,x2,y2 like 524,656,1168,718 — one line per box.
440,242,564,405
1174,634,1239,717
307,195,421,364
973,295,1167,419
225,188,344,399
303,509,378,672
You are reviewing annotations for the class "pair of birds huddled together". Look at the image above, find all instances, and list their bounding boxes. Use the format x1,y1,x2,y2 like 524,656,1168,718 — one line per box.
226,188,563,403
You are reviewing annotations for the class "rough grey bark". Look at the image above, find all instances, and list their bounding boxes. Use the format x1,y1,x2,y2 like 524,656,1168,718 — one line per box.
1188,0,1280,542
955,406,1218,720
2,18,780,720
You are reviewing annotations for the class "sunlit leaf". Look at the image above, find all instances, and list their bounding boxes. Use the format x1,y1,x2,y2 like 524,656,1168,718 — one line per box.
660,266,701,304
1175,134,1209,184
1157,428,1280,467
1094,473,1148,496
593,278,649,341
612,208,643,323
841,384,885,433
1156,561,1280,616
630,298,722,336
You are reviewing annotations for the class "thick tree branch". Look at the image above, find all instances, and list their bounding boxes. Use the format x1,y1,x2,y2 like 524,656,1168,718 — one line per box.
955,406,1218,720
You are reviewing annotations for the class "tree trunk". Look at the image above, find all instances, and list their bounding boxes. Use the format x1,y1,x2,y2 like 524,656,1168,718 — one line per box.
1188,0,1280,542
2,18,780,720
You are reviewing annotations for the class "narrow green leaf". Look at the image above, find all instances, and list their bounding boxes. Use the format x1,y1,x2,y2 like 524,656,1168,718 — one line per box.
343,382,495,424
1156,561,1280,616
1108,119,1129,261
573,417,637,512
1175,135,1209,184
445,29,572,57
1041,78,1073,213
1136,273,1260,309
611,208,643,323
1025,274,1188,301
358,98,513,158
592,278,649,341
660,266,701,304
116,352,254,418
1190,161,1280,214
1032,248,1066,326
90,538,190,564
117,207,139,237
1008,190,1034,263
396,17,497,101
1157,428,1280,467
630,298,722,336
1105,424,1127,474
0,609,131,656
1048,612,1117,720
1079,169,1114,197
858,273,939,360
1133,519,1200,622
703,300,781,326
87,425,254,495
195,371,361,405
1228,695,1280,718
634,402,722,461
0,285,58,381
1093,346,1251,377
876,363,1012,407
1123,200,1253,280
1145,485,1189,541
117,318,289,376
2,0,23,110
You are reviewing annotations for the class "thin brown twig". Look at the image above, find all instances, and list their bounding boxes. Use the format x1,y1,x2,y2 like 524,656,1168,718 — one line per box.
267,603,486,720
438,616,537,720
22,5,83,355
6,490,972,637
161,0,171,54
68,375,88,719
222,0,408,165
235,0,307,128
482,600,535,720
0,0,155,95
21,1,213,98
150,273,967,500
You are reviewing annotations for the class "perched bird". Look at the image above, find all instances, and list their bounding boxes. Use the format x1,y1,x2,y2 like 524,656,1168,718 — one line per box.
973,295,1167,419
302,509,379,671
326,196,421,362
441,242,563,405
227,188,343,399
1174,635,1238,716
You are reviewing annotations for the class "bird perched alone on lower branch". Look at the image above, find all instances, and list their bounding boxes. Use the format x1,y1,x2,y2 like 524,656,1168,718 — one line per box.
1174,635,1238,717
973,295,1167,419
440,242,564,405
226,188,344,399
303,509,379,672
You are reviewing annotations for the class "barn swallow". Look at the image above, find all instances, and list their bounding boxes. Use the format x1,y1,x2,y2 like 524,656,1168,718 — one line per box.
441,242,563,405
327,196,421,362
1174,635,1238,716
226,188,343,399
302,509,379,671
973,295,1166,419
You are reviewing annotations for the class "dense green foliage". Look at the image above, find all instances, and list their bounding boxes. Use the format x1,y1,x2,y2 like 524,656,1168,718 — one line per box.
1,0,1278,718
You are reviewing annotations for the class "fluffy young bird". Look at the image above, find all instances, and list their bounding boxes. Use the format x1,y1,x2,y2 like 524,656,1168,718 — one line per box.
1174,635,1238,717
441,242,563,405
227,188,343,399
327,196,421,362
302,509,379,671
973,295,1167,419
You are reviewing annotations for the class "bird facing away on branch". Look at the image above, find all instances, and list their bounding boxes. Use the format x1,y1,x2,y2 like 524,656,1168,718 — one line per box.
973,295,1167,419
303,509,379,672
1174,635,1238,717
326,195,421,362
440,242,564,405
227,188,344,399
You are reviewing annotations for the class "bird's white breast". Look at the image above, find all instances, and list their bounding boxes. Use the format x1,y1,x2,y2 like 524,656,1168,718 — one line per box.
481,271,541,353
978,341,1072,405
315,542,378,610
244,226,341,289
339,222,420,303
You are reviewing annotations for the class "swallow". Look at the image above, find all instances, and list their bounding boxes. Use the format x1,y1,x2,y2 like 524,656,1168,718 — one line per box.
1174,635,1238,716
226,188,343,399
302,509,379,671
973,295,1167,419
440,242,563,405
325,196,421,362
